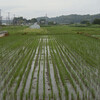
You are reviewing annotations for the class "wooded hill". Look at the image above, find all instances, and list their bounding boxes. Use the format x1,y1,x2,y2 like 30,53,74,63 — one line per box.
37,14,100,24
2,14,100,25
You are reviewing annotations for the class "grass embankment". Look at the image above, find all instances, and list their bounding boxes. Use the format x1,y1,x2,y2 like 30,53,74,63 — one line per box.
22,28,48,35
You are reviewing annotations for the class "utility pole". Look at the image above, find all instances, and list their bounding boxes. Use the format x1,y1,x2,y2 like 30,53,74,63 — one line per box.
13,14,15,25
8,12,10,25
45,13,48,25
6,16,7,25
0,9,2,25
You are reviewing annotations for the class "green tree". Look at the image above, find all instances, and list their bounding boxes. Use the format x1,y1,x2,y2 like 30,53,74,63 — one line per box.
81,20,90,24
31,18,37,23
92,19,100,24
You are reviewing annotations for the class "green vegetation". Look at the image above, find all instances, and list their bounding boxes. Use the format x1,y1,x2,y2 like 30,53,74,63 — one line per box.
93,19,100,25
0,25,100,100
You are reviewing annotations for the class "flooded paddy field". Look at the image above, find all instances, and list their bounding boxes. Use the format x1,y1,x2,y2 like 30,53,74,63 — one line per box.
0,25,100,100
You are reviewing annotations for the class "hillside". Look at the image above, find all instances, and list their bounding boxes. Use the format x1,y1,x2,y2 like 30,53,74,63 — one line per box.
2,14,100,25
37,14,100,24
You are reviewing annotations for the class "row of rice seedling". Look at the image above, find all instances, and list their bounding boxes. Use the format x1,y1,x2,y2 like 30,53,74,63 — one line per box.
19,49,36,100
0,35,40,100
0,36,32,73
14,39,39,100
1,49,30,99
43,39,46,100
57,36,99,99
55,39,92,100
0,46,21,77
48,38,69,100
46,40,53,99
0,50,18,83
49,42,62,100
35,39,43,100
0,38,31,92
54,41,77,99
59,34,100,67
43,39,51,99
38,38,46,100
0,25,100,100
47,41,59,100
52,35,100,100
1,48,26,90
58,41,98,87
27,42,41,99
46,35,99,100
27,46,39,99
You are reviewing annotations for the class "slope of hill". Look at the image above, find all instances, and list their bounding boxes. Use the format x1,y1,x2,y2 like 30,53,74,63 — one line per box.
37,14,100,24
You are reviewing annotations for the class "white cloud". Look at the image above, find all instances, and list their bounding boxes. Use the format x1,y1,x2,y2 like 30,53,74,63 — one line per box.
0,0,100,18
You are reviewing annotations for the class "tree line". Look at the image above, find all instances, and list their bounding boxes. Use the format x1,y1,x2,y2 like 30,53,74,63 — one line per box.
12,14,100,25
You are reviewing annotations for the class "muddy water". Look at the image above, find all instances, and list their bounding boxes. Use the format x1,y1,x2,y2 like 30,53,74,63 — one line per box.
24,47,39,94
38,47,44,99
1,36,99,100
31,52,40,100
96,85,100,100
31,60,39,100
38,60,43,99
17,50,33,100
57,40,100,100
57,43,90,98
47,46,59,99
67,81,77,100
45,41,51,100
56,66,66,100
0,93,3,100
55,41,83,100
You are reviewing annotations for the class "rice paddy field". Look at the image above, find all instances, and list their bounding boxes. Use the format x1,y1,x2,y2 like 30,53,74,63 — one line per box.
0,25,100,100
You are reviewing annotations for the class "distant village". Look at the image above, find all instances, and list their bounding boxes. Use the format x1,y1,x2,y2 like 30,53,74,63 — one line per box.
0,9,57,26
1,16,57,26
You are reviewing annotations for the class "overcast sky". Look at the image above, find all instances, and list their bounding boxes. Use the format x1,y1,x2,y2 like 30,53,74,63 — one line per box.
0,0,100,19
